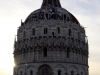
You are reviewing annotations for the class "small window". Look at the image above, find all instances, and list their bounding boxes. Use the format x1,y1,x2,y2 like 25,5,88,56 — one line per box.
46,28,48,34
30,70,33,75
52,32,54,37
78,32,80,39
81,72,83,75
69,29,71,36
45,13,48,19
67,51,69,58
58,70,61,75
82,55,83,60
64,14,66,20
23,31,26,37
48,0,52,4
71,71,74,75
43,47,47,57
52,42,54,46
67,17,70,21
67,48,70,58
32,28,35,35
44,28,48,34
20,71,22,75
57,27,60,34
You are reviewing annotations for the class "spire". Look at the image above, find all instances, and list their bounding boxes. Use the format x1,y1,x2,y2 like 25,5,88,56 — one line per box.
21,19,23,25
14,36,17,50
41,0,61,8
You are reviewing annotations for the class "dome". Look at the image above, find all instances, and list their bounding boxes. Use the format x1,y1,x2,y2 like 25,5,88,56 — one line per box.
24,0,79,24
14,1,89,75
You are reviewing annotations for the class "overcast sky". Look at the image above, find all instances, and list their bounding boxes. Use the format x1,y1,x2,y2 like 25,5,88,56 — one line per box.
0,0,100,75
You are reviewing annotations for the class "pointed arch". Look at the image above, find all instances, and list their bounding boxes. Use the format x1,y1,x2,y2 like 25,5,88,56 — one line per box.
25,65,35,75
67,65,78,75
17,66,24,75
55,64,66,71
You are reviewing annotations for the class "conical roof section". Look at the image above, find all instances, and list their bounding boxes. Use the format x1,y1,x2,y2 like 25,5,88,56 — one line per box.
41,0,61,7
24,0,80,24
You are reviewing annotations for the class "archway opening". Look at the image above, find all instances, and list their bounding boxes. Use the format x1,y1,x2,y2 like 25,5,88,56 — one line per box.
71,71,74,75
38,65,52,75
58,70,61,75
30,70,33,75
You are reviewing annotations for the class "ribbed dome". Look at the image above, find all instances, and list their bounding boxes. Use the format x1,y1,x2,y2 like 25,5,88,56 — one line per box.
25,0,79,24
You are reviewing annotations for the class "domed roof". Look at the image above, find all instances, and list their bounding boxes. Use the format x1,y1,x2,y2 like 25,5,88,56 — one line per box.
25,0,79,24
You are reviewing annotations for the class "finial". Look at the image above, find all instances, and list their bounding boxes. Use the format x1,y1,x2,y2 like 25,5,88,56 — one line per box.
21,19,24,26
41,0,61,8
14,35,17,49
21,19,22,24
14,35,17,42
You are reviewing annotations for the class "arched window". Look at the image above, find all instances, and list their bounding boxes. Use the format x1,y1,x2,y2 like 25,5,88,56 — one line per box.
20,71,22,75
45,13,48,20
46,28,48,34
81,72,83,75
71,71,74,75
67,48,70,58
23,31,26,37
58,70,61,75
32,28,35,35
51,42,54,46
57,27,60,34
64,14,66,20
78,32,80,39
44,28,48,34
30,70,33,75
67,51,69,58
44,28,45,34
82,55,83,60
41,67,50,75
67,17,70,21
69,29,71,36
43,47,47,57
48,0,52,4
52,32,54,37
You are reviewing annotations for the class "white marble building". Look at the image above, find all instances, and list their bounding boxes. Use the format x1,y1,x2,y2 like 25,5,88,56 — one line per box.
13,0,89,75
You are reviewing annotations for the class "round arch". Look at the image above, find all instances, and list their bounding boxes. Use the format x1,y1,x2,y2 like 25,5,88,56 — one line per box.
67,65,78,75
38,64,52,75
